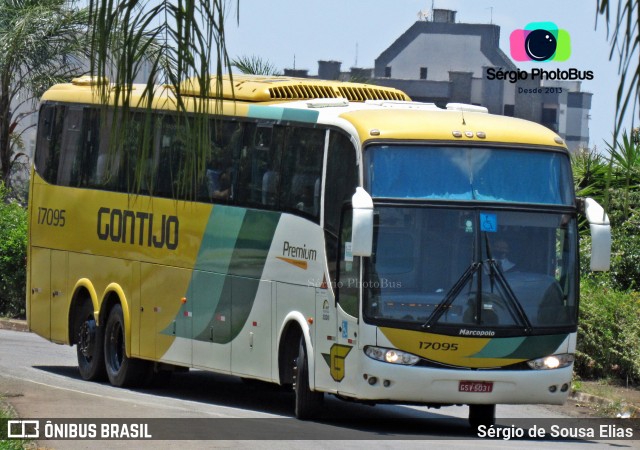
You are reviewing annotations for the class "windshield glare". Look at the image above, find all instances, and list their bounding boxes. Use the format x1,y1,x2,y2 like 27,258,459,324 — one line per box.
363,207,577,330
367,145,573,205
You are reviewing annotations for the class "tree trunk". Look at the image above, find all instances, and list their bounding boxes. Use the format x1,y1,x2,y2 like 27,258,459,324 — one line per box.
0,73,13,187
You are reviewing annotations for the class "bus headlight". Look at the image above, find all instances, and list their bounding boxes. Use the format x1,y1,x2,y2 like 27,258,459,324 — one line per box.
527,353,574,370
364,346,420,365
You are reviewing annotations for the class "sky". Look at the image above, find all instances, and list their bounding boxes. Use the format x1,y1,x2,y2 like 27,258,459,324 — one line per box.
222,0,636,151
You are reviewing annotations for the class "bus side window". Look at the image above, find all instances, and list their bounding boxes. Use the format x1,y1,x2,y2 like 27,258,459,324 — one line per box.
201,119,241,203
249,125,275,205
156,115,184,198
34,104,65,184
280,127,324,220
71,108,101,188
118,112,146,194
235,122,259,205
261,127,284,208
93,110,123,191
56,107,84,186
235,123,285,209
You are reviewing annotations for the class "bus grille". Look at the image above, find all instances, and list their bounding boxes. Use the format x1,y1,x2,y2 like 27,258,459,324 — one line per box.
269,85,338,100
337,86,407,101
268,84,409,102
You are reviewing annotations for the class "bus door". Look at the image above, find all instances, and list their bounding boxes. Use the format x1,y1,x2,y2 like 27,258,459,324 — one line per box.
334,208,360,395
314,285,338,393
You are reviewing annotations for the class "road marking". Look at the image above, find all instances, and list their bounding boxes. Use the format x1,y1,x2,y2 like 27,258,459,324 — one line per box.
0,372,283,419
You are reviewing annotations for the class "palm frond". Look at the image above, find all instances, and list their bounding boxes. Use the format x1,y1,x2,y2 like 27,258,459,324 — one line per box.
596,0,639,137
230,55,281,76
87,0,236,198
0,0,90,185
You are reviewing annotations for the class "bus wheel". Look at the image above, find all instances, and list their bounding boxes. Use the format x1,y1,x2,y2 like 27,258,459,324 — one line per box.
468,404,496,428
293,337,323,420
76,301,106,381
104,304,150,387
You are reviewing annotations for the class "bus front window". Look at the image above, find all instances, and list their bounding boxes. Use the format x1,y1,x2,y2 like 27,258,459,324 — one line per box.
362,208,577,332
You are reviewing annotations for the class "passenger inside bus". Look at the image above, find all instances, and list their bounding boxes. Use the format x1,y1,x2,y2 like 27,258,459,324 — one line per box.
206,165,232,200
493,239,516,272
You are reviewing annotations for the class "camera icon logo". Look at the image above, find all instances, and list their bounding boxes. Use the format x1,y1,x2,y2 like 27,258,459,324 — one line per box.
510,22,570,62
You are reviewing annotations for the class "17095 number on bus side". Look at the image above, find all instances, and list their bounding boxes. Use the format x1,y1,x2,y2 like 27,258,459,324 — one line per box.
37,207,66,227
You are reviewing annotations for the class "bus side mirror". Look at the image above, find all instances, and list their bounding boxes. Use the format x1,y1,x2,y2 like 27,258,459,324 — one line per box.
351,187,374,257
581,197,611,271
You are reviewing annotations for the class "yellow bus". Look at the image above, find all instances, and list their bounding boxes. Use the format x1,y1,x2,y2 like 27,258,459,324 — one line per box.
27,75,610,426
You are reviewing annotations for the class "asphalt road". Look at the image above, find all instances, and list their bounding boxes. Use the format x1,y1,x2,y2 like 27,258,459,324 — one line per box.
0,329,637,449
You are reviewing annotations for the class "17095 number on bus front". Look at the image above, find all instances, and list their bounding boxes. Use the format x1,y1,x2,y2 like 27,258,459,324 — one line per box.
419,341,459,351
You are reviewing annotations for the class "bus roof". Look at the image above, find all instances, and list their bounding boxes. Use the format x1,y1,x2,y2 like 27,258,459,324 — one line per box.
40,75,567,150
338,107,567,149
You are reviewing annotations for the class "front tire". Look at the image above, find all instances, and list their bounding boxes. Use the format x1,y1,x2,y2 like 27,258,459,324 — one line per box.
76,300,106,381
293,337,323,420
468,404,496,428
104,304,150,387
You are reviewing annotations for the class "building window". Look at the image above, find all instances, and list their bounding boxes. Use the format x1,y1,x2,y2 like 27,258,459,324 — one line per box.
542,107,557,123
504,104,515,117
542,107,558,132
420,67,427,80
385,66,392,78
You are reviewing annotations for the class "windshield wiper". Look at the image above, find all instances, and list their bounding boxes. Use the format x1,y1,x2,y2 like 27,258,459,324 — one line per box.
484,234,533,332
422,237,533,332
422,262,481,329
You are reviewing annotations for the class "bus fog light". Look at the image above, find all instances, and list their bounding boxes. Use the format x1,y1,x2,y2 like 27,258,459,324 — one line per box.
368,376,378,385
561,383,569,392
527,353,574,370
383,380,391,387
364,346,419,366
549,385,557,393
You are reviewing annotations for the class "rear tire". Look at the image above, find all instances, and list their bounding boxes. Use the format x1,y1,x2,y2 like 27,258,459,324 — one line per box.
76,300,106,381
468,404,496,428
293,337,323,420
104,304,150,387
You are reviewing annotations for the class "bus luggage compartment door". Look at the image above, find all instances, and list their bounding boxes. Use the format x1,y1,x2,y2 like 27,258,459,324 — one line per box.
29,247,51,339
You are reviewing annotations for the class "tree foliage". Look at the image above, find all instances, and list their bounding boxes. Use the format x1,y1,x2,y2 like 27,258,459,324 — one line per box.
0,0,90,189
87,1,237,198
230,55,280,76
576,278,640,384
0,183,26,319
596,0,639,136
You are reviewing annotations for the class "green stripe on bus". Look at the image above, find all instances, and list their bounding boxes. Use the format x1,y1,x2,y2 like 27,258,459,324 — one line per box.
248,105,319,123
216,209,280,342
503,334,568,359
164,206,281,343
191,205,246,339
470,336,525,358
194,205,246,272
471,334,567,359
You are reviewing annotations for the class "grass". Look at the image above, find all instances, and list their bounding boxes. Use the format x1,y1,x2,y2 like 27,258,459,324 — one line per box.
0,397,34,450
572,378,640,418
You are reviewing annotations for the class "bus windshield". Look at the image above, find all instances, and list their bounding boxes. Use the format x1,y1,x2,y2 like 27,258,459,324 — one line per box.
362,207,577,332
366,145,574,205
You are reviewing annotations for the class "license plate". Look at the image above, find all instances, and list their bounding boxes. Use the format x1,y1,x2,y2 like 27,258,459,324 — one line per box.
459,381,493,393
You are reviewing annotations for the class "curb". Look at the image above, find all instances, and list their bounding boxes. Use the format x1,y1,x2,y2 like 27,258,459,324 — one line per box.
0,318,28,332
570,391,640,418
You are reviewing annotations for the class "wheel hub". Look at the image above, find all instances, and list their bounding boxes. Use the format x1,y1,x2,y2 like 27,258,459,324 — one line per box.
79,319,96,358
